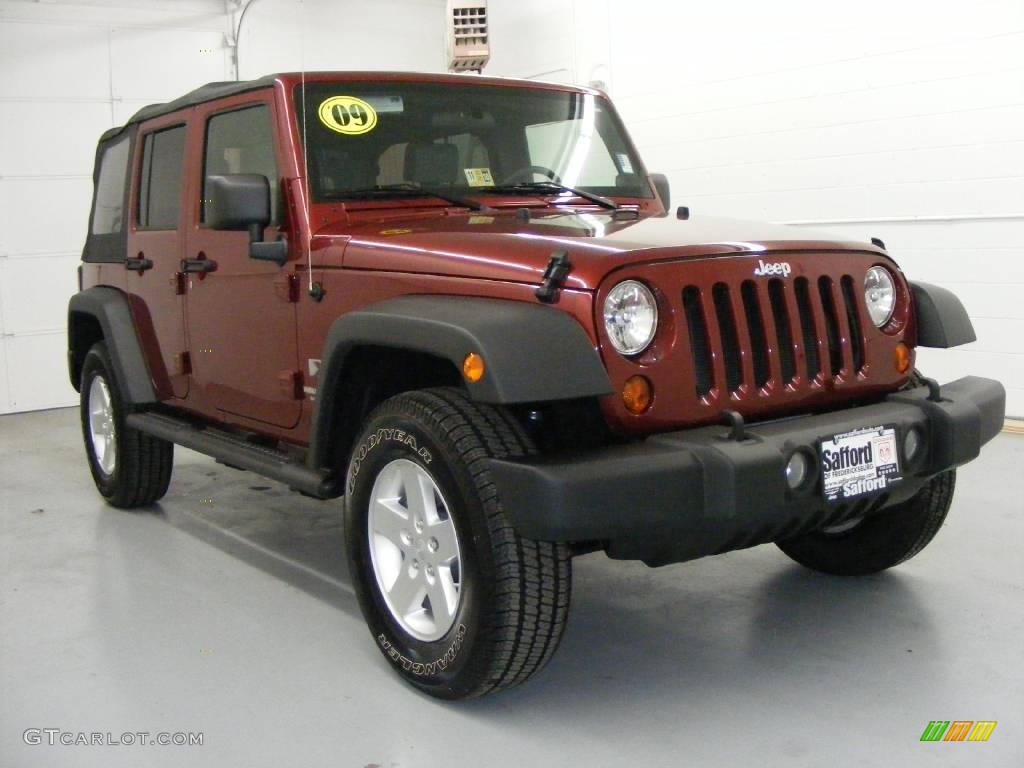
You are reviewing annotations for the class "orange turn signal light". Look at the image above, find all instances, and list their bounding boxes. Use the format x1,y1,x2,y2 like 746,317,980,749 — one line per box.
622,375,653,414
463,353,485,383
894,342,912,374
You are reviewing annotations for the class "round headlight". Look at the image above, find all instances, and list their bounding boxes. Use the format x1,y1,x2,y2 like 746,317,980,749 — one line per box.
604,280,658,356
864,266,896,327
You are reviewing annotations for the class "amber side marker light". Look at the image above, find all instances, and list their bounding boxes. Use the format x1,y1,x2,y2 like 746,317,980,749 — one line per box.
895,342,912,374
463,353,486,383
622,375,653,414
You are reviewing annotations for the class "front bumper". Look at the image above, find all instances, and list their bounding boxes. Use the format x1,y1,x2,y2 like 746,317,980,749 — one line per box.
487,376,1005,566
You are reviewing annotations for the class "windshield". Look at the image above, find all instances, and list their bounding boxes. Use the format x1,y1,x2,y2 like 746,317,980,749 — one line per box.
294,80,651,204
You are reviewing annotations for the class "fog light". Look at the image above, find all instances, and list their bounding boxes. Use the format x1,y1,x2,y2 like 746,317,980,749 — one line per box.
894,342,912,374
904,428,923,464
462,353,485,383
785,452,810,490
622,375,653,414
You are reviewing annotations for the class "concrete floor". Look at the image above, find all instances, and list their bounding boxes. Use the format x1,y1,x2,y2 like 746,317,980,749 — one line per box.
1,408,1021,768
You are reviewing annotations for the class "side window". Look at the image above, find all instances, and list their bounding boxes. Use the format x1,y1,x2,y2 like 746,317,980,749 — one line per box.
203,104,278,223
138,125,187,230
91,134,131,235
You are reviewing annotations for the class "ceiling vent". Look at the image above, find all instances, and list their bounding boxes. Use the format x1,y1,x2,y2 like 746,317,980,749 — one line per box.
446,1,489,73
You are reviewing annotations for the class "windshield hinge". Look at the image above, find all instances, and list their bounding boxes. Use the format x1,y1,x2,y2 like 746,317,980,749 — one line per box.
612,206,641,221
535,250,573,304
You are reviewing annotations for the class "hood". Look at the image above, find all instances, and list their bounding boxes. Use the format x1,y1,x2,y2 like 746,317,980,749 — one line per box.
318,209,882,291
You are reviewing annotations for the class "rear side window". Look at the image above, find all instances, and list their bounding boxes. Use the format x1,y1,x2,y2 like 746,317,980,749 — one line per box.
91,135,131,235
138,125,187,230
203,104,278,223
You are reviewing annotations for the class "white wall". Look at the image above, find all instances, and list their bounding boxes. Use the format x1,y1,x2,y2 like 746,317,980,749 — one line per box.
236,0,446,78
0,0,230,414
487,0,1024,417
0,0,444,415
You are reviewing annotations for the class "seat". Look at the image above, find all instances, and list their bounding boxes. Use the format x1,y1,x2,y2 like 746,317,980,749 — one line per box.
404,142,459,185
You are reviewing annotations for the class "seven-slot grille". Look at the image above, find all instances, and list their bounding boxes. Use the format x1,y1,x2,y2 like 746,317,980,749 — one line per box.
681,274,866,401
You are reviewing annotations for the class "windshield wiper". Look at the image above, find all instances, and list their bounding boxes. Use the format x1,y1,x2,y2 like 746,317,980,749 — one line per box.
321,183,487,211
485,180,619,211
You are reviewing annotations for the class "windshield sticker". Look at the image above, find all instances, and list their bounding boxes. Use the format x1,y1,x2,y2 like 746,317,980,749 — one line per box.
363,95,404,113
463,168,495,187
616,153,634,174
318,96,378,135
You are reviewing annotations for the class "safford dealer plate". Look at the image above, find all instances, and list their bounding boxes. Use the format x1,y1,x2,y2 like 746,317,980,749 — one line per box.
820,425,901,502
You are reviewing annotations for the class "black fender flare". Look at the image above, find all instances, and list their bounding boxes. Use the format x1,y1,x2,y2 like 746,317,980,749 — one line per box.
67,287,157,405
910,281,977,348
308,295,612,470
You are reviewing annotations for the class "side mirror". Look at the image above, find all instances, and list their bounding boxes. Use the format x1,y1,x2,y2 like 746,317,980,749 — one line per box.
206,174,288,266
649,173,670,214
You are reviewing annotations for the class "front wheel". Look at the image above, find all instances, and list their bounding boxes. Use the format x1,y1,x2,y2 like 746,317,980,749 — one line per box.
776,470,956,576
344,388,572,699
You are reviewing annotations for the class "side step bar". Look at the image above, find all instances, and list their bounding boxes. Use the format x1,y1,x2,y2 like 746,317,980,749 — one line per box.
126,412,336,499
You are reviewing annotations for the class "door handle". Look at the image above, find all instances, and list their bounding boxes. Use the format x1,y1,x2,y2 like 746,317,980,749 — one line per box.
125,255,153,272
180,257,218,274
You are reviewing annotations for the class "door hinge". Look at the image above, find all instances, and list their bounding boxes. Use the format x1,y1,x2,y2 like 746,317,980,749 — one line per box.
176,351,192,375
274,273,300,303
278,369,303,400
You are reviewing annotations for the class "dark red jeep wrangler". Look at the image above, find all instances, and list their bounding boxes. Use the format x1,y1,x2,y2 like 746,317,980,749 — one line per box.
69,72,1005,699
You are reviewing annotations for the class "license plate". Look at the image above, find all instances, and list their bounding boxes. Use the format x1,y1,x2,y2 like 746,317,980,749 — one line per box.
820,425,902,502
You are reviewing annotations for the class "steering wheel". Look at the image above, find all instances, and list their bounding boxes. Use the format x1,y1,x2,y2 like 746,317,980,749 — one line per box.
500,165,562,185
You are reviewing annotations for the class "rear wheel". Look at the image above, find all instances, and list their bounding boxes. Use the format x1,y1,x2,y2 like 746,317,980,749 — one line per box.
80,342,173,508
344,387,572,699
776,470,956,576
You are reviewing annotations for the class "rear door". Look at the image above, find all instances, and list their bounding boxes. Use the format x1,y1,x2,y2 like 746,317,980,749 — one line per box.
183,95,301,429
126,116,189,399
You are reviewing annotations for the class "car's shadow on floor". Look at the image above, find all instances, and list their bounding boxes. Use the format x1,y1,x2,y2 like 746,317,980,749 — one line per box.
155,456,361,616
153,454,938,710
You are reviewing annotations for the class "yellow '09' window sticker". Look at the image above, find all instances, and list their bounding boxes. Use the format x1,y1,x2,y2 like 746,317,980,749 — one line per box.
318,96,378,135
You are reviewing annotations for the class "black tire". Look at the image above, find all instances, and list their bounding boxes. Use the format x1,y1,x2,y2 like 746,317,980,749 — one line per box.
344,387,571,699
80,342,173,508
776,470,956,576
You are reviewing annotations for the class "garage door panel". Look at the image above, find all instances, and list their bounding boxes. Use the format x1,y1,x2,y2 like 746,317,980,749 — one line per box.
916,347,1022,393
962,318,1024,355
113,99,160,128
4,331,76,413
688,177,1024,223
0,338,10,414
0,102,112,177
0,22,110,100
0,255,79,335
0,178,92,256
109,27,227,102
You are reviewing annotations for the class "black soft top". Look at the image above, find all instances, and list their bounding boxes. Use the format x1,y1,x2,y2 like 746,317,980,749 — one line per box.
99,75,278,143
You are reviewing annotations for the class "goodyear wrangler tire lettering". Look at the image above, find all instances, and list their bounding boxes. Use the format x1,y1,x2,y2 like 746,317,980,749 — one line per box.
317,96,378,135
378,625,467,677
347,427,432,494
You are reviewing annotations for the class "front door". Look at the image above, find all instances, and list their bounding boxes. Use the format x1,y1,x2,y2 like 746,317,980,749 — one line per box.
183,98,301,429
